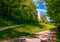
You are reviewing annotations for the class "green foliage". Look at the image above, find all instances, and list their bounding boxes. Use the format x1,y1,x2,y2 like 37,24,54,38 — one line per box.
56,33,60,42
46,0,60,26
0,16,17,27
46,0,60,33
0,17,8,27
0,0,38,26
40,14,48,23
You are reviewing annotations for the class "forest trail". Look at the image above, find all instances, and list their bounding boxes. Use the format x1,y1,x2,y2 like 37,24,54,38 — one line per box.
0,30,56,42
0,25,22,31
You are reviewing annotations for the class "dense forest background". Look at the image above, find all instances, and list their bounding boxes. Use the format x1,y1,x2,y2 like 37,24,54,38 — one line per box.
0,0,38,27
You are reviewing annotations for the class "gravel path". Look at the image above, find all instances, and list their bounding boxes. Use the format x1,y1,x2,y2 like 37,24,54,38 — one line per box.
0,30,56,42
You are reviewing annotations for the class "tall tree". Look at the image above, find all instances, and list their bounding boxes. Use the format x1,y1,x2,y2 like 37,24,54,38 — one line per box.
0,0,38,24
46,0,60,32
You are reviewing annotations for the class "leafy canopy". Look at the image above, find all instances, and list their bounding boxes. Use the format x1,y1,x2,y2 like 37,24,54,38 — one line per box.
46,0,60,26
0,0,38,25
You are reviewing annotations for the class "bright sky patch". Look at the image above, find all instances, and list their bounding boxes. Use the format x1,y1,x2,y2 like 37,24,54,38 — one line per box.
33,0,47,15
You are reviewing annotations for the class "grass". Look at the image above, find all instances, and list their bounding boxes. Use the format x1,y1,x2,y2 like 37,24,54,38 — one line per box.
0,23,55,40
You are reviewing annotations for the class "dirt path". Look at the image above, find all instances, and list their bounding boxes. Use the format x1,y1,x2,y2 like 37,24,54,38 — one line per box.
0,30,56,42
0,25,22,31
